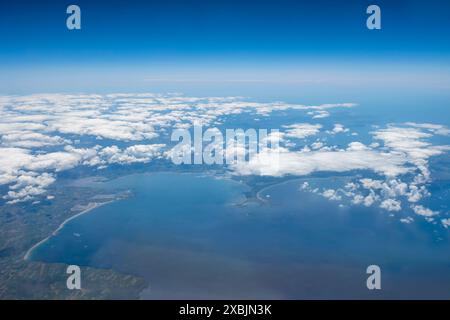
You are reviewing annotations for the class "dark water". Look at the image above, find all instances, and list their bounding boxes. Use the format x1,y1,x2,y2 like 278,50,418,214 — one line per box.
31,172,450,299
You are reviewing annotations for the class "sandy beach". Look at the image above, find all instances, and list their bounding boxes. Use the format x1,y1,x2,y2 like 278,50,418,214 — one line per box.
23,201,113,261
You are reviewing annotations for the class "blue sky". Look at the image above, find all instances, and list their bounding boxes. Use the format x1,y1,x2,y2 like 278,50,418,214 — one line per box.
1,0,450,93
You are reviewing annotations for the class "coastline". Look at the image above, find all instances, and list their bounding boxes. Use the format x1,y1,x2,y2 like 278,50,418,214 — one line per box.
254,175,349,202
254,178,304,203
23,200,114,261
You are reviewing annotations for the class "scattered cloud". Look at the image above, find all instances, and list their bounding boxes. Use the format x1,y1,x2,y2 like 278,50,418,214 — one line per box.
232,122,449,224
0,93,448,229
330,123,349,134
411,205,438,217
231,147,409,177
322,189,342,201
282,123,322,139
0,93,354,203
307,110,330,119
442,218,450,228
380,199,402,212
400,217,414,224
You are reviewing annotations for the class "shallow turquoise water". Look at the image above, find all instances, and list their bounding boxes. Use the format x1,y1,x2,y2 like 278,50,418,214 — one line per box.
31,172,450,299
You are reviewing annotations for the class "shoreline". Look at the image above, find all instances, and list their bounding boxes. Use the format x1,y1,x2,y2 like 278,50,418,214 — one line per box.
23,200,114,261
255,178,304,203
254,175,345,202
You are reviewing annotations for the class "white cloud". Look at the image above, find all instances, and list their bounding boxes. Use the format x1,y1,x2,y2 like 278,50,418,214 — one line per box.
411,205,438,217
232,148,409,177
322,189,342,201
0,93,448,217
404,122,450,136
347,142,369,151
232,122,449,225
308,110,330,119
363,192,378,207
310,141,324,150
400,217,414,224
351,194,364,205
380,199,402,212
0,143,165,203
372,126,450,166
282,123,322,139
1,132,70,148
99,144,165,165
3,172,55,204
406,184,429,203
26,151,84,172
330,123,349,134
442,218,450,228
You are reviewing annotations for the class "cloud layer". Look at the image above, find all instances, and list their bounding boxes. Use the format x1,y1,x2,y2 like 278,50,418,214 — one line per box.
0,93,448,228
0,93,353,203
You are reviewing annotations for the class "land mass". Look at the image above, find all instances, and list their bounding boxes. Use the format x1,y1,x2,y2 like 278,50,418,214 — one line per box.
0,182,146,299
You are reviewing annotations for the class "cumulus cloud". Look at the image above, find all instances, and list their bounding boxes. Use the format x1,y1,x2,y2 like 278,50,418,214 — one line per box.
4,172,56,204
232,147,409,177
400,217,414,224
1,132,70,148
0,144,165,203
330,123,349,134
411,205,438,217
282,123,322,139
232,122,449,225
0,93,356,203
308,110,330,119
99,144,165,165
322,189,342,201
346,142,370,151
404,122,450,136
442,218,450,228
372,125,450,168
380,199,402,212
310,141,324,150
0,92,448,223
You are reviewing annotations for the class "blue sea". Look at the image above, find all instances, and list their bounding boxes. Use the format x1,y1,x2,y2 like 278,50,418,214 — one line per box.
30,172,450,299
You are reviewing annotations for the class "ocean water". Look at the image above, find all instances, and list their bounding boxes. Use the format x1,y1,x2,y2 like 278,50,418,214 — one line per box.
30,172,450,299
